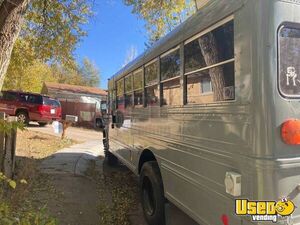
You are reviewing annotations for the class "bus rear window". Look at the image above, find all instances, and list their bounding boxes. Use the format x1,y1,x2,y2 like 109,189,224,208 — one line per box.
279,23,300,98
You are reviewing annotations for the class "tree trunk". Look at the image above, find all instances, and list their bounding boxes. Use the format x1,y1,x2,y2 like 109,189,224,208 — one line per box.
0,0,30,90
198,32,225,101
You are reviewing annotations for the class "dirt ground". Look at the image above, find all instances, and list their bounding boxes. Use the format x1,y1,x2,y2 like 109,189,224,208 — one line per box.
13,128,147,225
28,123,102,142
16,129,77,159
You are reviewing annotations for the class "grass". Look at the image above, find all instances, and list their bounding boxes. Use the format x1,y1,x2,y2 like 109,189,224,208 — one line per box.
0,129,77,225
93,163,141,225
16,130,77,159
1,129,144,225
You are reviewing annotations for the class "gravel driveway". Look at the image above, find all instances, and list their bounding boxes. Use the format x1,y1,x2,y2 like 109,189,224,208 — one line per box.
28,123,102,142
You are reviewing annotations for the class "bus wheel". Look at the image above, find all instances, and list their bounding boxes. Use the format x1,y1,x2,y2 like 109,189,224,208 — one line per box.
105,151,118,166
140,161,165,225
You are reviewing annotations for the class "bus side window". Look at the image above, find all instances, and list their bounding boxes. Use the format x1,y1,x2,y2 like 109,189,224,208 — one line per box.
133,69,144,108
116,79,124,110
184,20,235,104
160,47,181,106
125,74,133,108
145,60,159,106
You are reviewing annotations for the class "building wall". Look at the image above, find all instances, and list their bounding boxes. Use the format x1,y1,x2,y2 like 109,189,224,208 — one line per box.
42,87,106,128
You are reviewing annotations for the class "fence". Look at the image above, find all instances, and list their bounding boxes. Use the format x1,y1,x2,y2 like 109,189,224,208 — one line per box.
0,112,17,178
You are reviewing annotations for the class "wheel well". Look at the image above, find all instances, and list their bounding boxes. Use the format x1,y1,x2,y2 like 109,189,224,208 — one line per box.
16,108,28,116
138,149,157,174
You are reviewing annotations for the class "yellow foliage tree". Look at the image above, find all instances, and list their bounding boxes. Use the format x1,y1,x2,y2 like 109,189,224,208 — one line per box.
2,39,58,93
124,0,196,44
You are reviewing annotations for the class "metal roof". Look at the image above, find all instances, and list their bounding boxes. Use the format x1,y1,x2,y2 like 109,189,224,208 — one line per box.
44,82,107,96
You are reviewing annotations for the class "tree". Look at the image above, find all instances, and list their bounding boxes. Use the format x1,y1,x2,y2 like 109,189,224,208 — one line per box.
3,48,101,92
124,0,196,44
0,0,30,90
123,45,138,67
80,58,100,87
124,0,225,101
23,0,93,67
0,0,93,90
2,39,59,92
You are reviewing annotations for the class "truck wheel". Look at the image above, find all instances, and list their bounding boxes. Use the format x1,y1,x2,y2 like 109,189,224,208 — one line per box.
17,111,29,125
140,161,165,225
105,150,119,166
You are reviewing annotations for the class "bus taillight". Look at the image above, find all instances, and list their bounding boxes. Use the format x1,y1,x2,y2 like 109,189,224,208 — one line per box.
281,119,300,145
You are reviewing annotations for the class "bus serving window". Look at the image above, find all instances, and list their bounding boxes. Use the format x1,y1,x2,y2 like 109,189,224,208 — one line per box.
184,19,235,104
278,23,300,98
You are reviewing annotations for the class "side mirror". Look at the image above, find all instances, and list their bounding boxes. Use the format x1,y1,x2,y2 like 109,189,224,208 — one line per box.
112,115,116,124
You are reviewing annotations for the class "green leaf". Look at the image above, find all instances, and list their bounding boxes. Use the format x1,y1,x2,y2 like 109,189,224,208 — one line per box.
8,180,16,189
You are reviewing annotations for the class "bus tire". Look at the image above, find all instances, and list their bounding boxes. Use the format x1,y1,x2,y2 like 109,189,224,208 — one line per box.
105,151,118,166
140,161,165,225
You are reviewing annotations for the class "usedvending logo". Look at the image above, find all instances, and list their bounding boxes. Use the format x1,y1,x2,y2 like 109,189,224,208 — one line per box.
235,198,295,223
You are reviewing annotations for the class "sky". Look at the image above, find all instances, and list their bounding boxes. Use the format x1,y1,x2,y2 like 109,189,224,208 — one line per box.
75,1,148,90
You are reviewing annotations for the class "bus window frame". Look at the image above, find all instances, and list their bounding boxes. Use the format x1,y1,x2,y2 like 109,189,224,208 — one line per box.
145,58,159,87
133,68,144,108
125,74,133,94
160,45,181,82
183,16,236,105
124,74,134,108
108,79,114,112
277,22,300,99
133,68,144,91
145,84,160,107
116,78,125,109
111,15,237,109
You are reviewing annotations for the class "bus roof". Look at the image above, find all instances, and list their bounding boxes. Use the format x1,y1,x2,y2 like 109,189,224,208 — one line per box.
110,0,245,82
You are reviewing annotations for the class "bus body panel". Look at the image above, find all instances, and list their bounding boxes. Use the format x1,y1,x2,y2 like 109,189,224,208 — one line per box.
108,0,300,224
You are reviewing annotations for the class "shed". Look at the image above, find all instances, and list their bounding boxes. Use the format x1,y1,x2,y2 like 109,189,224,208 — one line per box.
41,82,107,128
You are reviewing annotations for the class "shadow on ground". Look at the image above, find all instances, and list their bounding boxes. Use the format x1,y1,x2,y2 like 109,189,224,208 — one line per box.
14,150,147,225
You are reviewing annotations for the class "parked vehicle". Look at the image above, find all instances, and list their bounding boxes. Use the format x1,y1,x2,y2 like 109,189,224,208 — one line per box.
105,1,300,225
0,91,62,126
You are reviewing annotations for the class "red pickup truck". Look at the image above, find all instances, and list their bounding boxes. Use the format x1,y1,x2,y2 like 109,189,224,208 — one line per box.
0,91,62,126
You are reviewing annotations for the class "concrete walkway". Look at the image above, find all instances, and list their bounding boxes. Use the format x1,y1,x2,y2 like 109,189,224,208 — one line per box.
32,125,148,225
39,140,104,225
40,140,103,175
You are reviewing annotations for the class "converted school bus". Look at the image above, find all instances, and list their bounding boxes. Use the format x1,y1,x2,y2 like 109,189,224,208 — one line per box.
104,0,300,224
